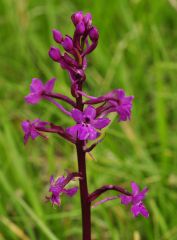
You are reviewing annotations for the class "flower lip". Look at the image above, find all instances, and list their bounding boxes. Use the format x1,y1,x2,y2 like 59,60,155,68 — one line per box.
67,106,110,141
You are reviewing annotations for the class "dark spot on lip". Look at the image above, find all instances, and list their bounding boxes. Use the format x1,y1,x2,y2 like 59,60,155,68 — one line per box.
84,117,90,123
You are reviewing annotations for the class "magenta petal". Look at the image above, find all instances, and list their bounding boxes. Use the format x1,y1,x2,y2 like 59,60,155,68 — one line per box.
116,89,125,99
71,109,83,123
131,182,140,195
131,204,140,217
84,106,96,120
78,126,89,140
141,187,148,196
21,121,30,133
56,176,65,185
30,129,39,139
51,195,61,206
25,93,42,104
139,203,149,218
87,126,98,140
120,195,132,205
30,78,43,93
49,185,60,195
133,188,148,203
44,78,56,93
67,125,80,138
92,118,110,129
50,176,54,184
63,187,78,197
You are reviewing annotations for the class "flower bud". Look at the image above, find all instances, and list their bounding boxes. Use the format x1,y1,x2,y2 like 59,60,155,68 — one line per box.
84,13,92,27
89,27,99,42
52,29,62,43
49,47,61,61
76,21,85,35
71,11,83,25
62,37,73,52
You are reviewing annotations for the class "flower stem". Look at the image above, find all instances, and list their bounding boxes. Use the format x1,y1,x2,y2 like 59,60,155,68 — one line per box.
76,84,91,240
89,185,131,202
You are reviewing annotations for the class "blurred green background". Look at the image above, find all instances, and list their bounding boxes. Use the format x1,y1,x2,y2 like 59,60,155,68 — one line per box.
0,0,177,239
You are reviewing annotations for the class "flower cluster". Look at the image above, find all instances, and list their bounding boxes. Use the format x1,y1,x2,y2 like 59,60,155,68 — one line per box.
47,175,78,206
21,11,148,221
120,182,149,218
49,11,99,97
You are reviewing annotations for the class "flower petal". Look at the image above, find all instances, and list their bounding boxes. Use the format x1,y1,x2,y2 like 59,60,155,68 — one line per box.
67,125,80,138
87,126,98,140
30,129,39,140
133,188,148,203
63,187,78,197
50,195,61,207
92,118,110,129
50,176,54,184
25,93,42,104
30,78,43,93
139,203,149,218
131,182,140,195
56,176,65,186
71,109,83,123
131,204,141,217
84,106,96,120
44,78,56,93
21,121,30,133
119,195,132,205
78,126,90,140
116,89,125,99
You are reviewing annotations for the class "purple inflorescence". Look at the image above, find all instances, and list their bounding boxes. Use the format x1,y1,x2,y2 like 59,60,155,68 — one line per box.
22,11,149,222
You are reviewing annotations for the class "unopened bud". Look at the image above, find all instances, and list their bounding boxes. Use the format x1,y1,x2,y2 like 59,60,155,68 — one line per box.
62,37,73,52
49,47,61,61
52,29,63,43
84,13,92,27
89,27,99,42
71,11,83,25
76,21,85,35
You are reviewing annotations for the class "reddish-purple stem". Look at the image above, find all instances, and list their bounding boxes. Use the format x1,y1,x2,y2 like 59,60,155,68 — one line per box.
76,83,91,240
36,126,75,144
89,185,131,202
44,92,76,107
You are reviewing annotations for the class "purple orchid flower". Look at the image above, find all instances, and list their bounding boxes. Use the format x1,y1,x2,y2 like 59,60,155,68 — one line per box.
48,175,78,206
21,119,48,144
25,78,56,104
120,182,149,218
83,89,134,122
106,89,134,121
66,106,110,140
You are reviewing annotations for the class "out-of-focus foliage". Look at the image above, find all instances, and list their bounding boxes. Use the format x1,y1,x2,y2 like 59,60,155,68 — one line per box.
0,0,177,239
